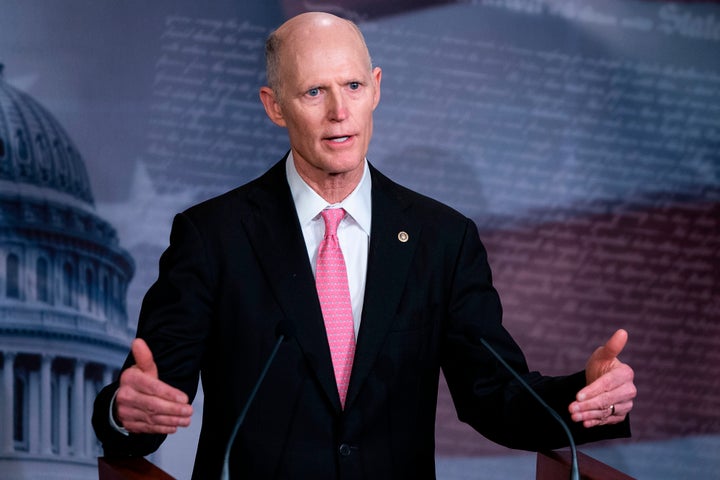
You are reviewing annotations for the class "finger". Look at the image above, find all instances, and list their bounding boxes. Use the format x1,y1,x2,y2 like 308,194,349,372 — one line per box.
572,371,636,411
575,399,633,428
577,363,634,402
119,408,193,435
117,398,193,426
570,380,636,423
570,399,628,423
121,422,180,435
607,400,632,419
131,338,158,377
116,385,193,430
120,367,190,404
602,329,628,360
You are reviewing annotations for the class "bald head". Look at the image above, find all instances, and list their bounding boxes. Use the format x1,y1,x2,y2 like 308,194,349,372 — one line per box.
265,12,373,97
257,11,382,202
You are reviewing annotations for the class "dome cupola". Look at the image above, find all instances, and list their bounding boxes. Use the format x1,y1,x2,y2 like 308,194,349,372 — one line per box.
0,63,94,206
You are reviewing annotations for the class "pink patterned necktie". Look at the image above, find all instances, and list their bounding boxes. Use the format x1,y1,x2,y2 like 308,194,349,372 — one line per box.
316,208,356,408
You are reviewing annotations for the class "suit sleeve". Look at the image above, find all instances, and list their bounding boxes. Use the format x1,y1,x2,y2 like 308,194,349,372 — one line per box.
92,212,215,456
440,218,630,451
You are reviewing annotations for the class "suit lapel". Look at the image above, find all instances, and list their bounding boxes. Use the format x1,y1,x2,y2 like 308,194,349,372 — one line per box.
242,160,341,410
345,167,420,409
241,161,421,413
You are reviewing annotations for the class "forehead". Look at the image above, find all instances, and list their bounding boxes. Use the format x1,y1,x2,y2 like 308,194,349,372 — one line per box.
279,22,370,83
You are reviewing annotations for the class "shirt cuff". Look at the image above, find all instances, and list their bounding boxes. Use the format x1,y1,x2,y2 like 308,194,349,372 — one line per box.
109,389,130,436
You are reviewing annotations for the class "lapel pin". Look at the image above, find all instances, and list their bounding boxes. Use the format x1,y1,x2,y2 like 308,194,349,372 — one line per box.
398,231,409,243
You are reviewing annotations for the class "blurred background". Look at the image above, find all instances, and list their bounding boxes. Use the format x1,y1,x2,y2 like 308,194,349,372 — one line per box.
0,0,718,478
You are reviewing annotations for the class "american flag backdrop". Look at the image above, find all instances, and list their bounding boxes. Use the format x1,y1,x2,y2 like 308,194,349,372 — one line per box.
0,0,717,478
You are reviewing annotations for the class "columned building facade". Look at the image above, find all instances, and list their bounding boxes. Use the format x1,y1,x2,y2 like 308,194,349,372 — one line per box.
0,64,135,479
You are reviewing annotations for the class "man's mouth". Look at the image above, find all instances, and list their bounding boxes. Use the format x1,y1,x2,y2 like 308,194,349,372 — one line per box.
327,135,351,143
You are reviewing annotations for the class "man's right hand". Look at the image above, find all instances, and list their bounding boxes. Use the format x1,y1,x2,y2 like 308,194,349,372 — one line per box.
114,338,193,434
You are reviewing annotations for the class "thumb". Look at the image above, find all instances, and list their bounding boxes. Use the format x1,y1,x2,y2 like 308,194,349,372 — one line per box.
602,329,628,360
131,338,158,378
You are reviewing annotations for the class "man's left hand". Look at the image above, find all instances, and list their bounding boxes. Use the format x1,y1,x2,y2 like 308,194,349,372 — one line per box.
569,329,637,428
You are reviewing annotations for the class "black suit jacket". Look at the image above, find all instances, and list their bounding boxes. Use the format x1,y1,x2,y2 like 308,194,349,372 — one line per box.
93,158,629,479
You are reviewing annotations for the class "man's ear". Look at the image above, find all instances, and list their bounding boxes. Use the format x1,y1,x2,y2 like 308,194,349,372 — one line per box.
259,86,287,127
371,66,382,111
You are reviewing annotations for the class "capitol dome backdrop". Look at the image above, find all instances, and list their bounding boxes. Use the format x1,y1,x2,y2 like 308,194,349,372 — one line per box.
0,1,718,479
0,64,134,479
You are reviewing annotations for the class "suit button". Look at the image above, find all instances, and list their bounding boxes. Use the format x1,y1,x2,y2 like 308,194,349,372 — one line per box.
338,444,352,456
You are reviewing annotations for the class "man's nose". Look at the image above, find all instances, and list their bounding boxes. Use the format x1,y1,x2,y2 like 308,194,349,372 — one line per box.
327,90,348,121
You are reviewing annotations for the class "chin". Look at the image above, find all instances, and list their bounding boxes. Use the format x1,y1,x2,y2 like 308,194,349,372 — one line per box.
320,152,363,170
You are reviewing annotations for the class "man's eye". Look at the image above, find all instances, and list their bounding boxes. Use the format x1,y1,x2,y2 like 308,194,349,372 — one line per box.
349,82,360,90
307,88,320,97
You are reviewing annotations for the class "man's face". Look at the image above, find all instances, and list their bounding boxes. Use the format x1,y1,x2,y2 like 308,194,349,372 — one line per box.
262,21,382,184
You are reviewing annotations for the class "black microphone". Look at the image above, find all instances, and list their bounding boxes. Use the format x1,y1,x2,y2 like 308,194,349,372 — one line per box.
478,337,580,480
220,321,294,480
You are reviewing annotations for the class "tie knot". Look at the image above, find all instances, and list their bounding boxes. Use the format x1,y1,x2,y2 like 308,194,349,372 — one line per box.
321,208,345,237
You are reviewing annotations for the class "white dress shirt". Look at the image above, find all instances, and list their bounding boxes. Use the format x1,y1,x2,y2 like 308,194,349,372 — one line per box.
285,152,372,338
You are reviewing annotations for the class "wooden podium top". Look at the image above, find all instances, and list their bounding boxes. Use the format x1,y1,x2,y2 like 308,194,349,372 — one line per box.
98,456,176,480
537,450,636,480
100,450,635,479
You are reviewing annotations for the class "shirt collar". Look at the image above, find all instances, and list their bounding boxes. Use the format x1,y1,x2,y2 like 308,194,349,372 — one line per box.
286,151,372,235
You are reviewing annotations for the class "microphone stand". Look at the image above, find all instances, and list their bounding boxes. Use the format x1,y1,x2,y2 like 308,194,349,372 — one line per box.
220,333,285,480
480,338,580,480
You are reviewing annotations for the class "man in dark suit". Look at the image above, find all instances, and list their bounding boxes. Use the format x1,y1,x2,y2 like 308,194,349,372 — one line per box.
93,12,637,479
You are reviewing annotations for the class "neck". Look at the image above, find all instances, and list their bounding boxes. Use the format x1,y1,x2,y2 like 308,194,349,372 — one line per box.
308,173,361,204
294,159,364,204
